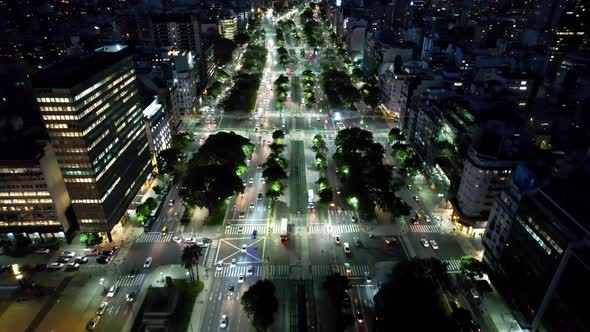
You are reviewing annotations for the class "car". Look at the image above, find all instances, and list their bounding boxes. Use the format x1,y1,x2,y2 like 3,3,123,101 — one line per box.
161,226,168,235
407,184,412,189
343,242,351,254
58,256,71,263
196,240,209,247
241,244,247,253
168,199,174,206
144,257,153,268
183,238,196,244
249,203,254,210
257,193,263,200
343,290,351,305
365,274,372,283
308,201,314,209
335,236,341,245
231,259,236,267
434,215,442,222
34,263,47,272
216,261,224,271
421,239,430,247
344,262,352,273
96,255,110,264
172,236,182,243
411,217,419,225
86,316,100,331
227,285,235,295
248,177,254,184
96,302,108,315
128,269,136,278
101,249,114,256
48,262,64,270
238,273,245,283
61,251,76,258
74,256,88,264
384,238,397,246
220,314,228,328
251,230,257,239
239,212,245,219
416,213,423,219
413,195,420,202
106,285,118,297
126,290,136,302
351,216,358,223
34,248,50,254
425,216,432,222
430,240,439,250
356,310,364,323
471,288,480,299
280,234,289,241
354,237,360,247
65,262,80,271
247,265,253,276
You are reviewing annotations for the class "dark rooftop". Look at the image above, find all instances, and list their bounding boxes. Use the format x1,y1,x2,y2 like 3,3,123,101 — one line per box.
32,47,132,89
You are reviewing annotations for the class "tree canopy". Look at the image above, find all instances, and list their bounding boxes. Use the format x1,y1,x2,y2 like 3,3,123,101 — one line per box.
374,259,456,332
241,280,279,331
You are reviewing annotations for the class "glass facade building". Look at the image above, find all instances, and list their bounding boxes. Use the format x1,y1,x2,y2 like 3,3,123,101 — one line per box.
33,46,152,238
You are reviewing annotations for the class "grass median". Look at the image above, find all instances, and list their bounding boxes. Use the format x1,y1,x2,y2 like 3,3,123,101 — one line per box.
171,279,204,332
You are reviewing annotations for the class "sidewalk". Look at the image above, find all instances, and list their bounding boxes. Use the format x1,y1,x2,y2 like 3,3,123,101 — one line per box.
188,264,214,332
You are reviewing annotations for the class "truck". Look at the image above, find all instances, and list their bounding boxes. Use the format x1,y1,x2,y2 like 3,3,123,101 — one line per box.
308,189,314,209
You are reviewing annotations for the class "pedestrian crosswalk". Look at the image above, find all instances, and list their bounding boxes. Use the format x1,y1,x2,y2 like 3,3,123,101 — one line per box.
135,232,173,243
215,264,263,278
308,223,360,235
213,264,371,279
443,259,462,273
115,273,146,287
328,209,355,216
224,224,288,235
204,240,219,268
410,224,441,233
311,264,370,277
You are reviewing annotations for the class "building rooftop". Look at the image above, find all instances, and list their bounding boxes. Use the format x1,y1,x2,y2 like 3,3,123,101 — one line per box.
32,46,132,89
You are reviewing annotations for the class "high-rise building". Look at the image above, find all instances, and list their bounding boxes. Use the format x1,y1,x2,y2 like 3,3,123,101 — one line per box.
218,14,238,40
142,97,172,158
149,14,202,52
32,45,152,240
483,168,590,331
0,144,73,240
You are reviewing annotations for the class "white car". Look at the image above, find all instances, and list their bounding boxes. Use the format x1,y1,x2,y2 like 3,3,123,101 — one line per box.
220,314,228,328
421,239,430,247
65,262,80,270
34,248,50,254
238,273,245,283
61,251,76,258
343,243,351,254
48,262,64,270
242,244,247,253
172,236,182,244
183,238,196,244
74,256,88,263
106,285,118,297
425,216,432,222
216,261,224,271
247,266,253,276
430,240,439,250
144,257,153,268
248,177,254,184
231,259,236,267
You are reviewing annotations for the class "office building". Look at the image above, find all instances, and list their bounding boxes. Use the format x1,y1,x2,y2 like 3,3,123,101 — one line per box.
218,14,238,40
483,167,590,331
32,45,152,240
143,97,172,157
149,14,202,52
0,144,73,240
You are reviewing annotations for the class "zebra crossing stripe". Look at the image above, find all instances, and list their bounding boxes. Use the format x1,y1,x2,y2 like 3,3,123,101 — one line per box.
443,259,462,272
116,274,146,287
410,224,441,233
135,233,173,243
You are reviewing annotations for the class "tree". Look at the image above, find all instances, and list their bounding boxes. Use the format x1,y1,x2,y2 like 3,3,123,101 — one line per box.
272,130,285,142
323,273,351,307
266,181,284,201
213,37,237,65
374,259,456,331
391,142,412,161
80,233,103,247
263,165,287,182
269,143,285,155
181,244,203,283
318,188,333,204
460,256,487,279
182,164,244,211
312,134,327,152
152,185,164,196
14,234,32,249
388,128,402,144
235,33,250,45
241,280,279,331
401,154,424,176
206,81,222,98
157,148,182,174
